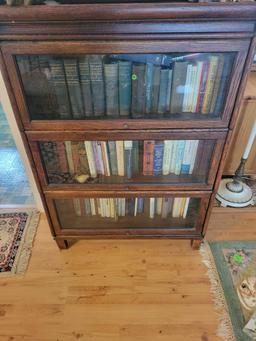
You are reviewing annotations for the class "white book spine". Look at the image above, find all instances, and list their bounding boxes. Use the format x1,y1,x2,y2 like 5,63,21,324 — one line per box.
182,64,193,112
90,198,96,216
172,197,182,218
181,140,192,170
156,198,163,215
96,141,104,175
166,69,173,109
170,140,177,173
134,198,138,216
124,140,133,149
183,198,190,219
121,198,126,217
101,141,111,176
116,141,124,176
189,140,199,174
191,62,203,112
84,141,97,178
162,140,173,175
187,65,198,112
149,197,155,219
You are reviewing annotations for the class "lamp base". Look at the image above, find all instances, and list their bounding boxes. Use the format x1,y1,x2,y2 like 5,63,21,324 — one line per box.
216,178,253,208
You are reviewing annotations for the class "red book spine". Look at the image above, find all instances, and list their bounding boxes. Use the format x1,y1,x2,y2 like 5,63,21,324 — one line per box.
143,140,155,175
71,142,80,174
56,142,68,173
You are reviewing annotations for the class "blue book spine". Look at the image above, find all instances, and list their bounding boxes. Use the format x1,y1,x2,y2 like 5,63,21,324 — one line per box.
145,63,154,114
180,164,190,174
137,198,144,213
153,142,164,176
118,61,132,116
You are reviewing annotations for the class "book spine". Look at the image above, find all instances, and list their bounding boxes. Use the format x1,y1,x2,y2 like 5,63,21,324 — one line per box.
107,141,118,176
56,142,69,173
73,198,81,216
145,63,154,114
137,198,144,214
156,197,163,216
153,142,164,176
124,140,133,179
191,61,204,113
101,141,111,176
131,63,146,118
104,63,119,117
181,140,192,174
187,64,198,112
134,198,138,216
89,55,105,116
90,198,96,216
63,58,85,119
213,54,234,116
170,62,189,114
143,140,155,176
39,141,60,175
201,56,219,114
49,58,72,119
71,142,80,174
183,198,190,219
84,141,97,178
172,197,182,218
84,198,92,216
149,198,155,219
188,140,199,174
158,68,170,114
174,140,186,175
166,69,173,111
182,64,193,112
162,140,173,175
94,141,104,175
78,57,93,117
116,141,124,176
195,61,208,113
64,141,75,175
118,61,132,116
151,65,161,113
77,142,90,175
209,55,225,114
170,140,177,174
132,140,140,175
161,197,170,219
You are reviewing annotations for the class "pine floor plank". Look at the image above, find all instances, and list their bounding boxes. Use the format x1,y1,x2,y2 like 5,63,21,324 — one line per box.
0,208,255,341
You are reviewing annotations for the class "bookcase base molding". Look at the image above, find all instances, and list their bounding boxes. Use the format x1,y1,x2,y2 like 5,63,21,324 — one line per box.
0,3,255,250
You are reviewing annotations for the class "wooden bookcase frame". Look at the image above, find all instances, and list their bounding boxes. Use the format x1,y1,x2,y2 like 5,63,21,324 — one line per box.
0,3,256,249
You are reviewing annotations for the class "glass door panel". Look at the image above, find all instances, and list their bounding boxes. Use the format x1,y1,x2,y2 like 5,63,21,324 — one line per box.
38,138,216,186
16,52,235,121
54,196,201,230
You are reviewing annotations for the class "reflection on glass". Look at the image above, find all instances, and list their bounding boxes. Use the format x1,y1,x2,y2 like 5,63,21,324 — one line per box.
39,139,214,185
54,196,200,230
16,52,235,120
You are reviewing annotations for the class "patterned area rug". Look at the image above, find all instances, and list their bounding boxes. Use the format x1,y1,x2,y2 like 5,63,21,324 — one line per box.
201,241,256,341
0,209,40,276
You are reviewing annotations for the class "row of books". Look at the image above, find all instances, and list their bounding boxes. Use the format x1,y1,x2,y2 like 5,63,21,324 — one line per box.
18,53,233,119
39,139,213,182
71,197,192,219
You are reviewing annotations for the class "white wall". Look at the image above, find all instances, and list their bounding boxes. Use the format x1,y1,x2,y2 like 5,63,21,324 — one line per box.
0,71,44,212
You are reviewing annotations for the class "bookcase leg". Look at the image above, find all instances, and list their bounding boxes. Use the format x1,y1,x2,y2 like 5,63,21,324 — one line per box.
55,238,68,249
191,239,202,250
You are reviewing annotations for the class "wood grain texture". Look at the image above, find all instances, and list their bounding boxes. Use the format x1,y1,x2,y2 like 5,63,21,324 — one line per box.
0,209,254,341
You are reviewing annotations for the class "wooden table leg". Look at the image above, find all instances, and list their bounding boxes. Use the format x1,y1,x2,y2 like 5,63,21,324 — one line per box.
191,239,202,250
55,238,68,249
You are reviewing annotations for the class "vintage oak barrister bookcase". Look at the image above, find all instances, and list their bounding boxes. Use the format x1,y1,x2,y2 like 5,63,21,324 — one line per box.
0,3,255,249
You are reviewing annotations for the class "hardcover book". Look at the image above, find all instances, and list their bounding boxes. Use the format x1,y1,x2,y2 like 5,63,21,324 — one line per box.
143,140,155,176
118,61,132,116
131,63,146,118
170,61,189,114
153,141,164,176
89,55,105,116
78,56,93,117
104,63,119,117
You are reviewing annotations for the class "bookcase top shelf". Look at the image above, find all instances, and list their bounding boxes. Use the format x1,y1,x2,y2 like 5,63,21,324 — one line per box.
0,2,256,22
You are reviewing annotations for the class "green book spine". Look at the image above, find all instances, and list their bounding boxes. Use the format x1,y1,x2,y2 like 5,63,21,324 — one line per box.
89,55,105,116
158,68,170,114
78,57,93,117
104,63,119,117
63,58,85,119
49,58,72,119
131,63,146,118
151,65,161,114
170,61,189,114
118,61,132,116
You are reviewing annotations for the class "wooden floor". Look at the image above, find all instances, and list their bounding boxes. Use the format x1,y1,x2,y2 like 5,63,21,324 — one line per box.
0,207,255,341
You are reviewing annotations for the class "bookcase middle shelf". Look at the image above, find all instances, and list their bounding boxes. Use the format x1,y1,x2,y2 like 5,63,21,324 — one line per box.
27,129,226,190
